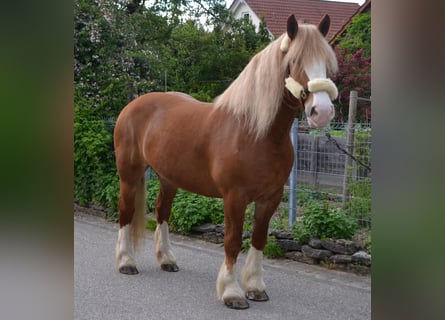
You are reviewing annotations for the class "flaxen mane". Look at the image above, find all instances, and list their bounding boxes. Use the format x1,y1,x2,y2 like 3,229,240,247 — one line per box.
214,24,338,139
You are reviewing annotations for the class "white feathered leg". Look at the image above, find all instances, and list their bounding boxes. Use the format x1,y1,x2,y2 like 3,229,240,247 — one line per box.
154,221,178,272
241,246,269,301
116,224,138,274
216,260,249,309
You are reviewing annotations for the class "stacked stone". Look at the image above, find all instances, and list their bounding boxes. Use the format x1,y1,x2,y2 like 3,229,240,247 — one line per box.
190,224,371,275
271,230,371,275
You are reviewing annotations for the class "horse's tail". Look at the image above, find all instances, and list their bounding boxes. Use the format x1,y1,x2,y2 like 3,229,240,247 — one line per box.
131,176,146,251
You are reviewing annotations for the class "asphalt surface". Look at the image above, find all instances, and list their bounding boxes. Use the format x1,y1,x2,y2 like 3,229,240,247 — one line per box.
74,212,370,320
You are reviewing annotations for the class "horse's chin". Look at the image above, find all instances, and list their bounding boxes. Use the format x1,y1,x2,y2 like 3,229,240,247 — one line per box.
307,118,320,128
307,117,330,129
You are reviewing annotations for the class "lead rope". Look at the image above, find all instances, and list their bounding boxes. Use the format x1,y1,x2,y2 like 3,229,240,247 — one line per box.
325,130,372,173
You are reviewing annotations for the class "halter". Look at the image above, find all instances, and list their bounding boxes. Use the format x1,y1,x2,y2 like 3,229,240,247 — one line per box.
285,76,338,102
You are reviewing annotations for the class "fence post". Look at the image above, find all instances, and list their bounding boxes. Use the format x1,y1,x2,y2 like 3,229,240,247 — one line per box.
309,135,319,187
288,120,298,229
342,90,358,207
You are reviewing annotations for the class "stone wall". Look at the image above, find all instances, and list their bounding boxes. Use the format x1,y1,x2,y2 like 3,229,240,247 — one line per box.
191,223,371,276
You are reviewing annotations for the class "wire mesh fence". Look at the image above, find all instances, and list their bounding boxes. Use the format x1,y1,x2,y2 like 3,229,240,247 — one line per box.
280,120,371,227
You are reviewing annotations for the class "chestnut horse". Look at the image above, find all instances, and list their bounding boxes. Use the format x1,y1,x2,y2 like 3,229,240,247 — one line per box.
114,14,338,309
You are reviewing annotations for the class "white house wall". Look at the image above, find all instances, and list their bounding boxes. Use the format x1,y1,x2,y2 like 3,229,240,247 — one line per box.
231,1,263,33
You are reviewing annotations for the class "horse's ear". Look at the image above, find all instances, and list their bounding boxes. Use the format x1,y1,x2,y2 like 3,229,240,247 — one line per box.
318,14,330,37
287,14,298,40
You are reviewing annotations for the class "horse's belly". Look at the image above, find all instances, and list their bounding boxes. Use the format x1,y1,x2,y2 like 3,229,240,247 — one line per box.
144,136,221,198
153,162,222,198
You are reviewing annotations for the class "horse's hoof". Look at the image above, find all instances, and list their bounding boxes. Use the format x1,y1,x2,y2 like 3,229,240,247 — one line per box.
161,263,179,272
246,290,269,301
119,266,139,275
224,298,250,310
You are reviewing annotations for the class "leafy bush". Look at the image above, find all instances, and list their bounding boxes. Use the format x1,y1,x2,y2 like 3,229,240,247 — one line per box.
170,190,224,234
293,201,357,244
74,101,119,218
145,178,225,234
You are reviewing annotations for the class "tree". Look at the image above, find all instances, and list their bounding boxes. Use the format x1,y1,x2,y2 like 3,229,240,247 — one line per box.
74,0,170,116
332,12,371,122
74,0,270,113
337,12,370,58
332,47,371,122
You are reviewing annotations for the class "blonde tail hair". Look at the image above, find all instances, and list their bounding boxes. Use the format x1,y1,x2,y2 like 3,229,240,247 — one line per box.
131,177,146,251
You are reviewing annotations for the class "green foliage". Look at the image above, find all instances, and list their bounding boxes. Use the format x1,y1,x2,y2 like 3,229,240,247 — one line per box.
241,237,251,253
169,190,224,234
292,221,312,244
353,127,372,176
146,218,157,231
332,11,371,123
74,101,120,218
242,236,284,259
345,177,371,224
293,201,357,244
146,178,160,213
263,236,284,259
338,12,371,58
146,178,224,234
74,0,272,116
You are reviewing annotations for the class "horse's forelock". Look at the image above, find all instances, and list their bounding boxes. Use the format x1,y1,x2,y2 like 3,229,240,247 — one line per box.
283,25,338,76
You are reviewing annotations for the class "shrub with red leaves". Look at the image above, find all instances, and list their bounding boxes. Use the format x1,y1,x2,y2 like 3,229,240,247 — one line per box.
331,47,371,123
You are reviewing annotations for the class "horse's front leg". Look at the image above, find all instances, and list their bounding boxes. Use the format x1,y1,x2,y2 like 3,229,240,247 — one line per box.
241,189,283,301
217,194,249,309
154,179,179,272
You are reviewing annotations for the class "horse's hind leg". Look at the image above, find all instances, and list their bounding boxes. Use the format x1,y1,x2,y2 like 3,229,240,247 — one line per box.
241,190,283,301
154,178,179,272
116,175,146,275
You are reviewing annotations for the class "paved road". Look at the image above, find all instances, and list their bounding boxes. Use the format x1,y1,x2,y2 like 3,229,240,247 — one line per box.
75,213,370,320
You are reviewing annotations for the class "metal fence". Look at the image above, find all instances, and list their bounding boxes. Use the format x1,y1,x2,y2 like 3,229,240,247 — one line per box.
284,90,371,228
281,120,371,227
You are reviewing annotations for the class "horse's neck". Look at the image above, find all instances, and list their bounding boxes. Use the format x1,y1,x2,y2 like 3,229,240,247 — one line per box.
267,89,300,141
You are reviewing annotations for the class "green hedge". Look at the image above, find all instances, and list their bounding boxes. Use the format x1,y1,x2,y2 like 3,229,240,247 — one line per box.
74,101,119,218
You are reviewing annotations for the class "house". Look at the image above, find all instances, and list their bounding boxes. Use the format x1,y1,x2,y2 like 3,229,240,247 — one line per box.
329,0,371,45
229,0,361,42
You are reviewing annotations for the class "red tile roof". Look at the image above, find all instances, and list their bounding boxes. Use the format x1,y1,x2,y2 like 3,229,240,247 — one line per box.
231,0,360,42
330,0,371,44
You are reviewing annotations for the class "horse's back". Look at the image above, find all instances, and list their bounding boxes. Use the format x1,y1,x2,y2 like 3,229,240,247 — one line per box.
114,92,221,194
115,92,210,143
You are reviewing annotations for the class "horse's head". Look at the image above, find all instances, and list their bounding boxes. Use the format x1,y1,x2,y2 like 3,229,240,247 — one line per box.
280,14,338,128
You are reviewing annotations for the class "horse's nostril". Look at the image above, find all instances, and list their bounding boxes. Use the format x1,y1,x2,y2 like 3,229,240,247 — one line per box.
310,106,317,117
